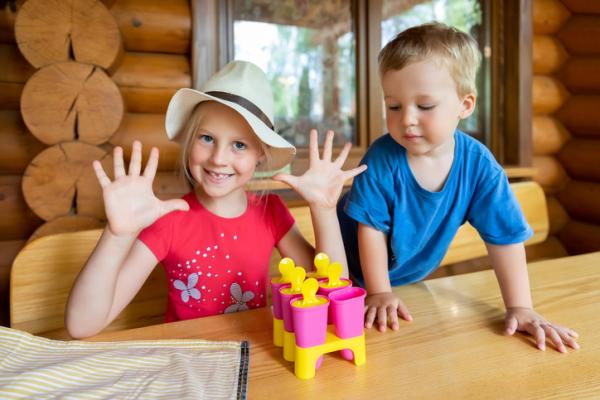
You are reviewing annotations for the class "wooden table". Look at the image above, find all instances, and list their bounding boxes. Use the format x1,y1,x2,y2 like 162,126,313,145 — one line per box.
90,252,600,399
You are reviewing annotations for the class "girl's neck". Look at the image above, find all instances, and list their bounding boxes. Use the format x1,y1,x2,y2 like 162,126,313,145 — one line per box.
193,187,249,218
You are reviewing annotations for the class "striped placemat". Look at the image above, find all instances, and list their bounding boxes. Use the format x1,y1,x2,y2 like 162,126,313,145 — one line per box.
0,326,249,399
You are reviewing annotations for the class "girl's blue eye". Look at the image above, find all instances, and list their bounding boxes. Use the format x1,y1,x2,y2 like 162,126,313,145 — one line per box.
233,141,247,151
199,134,213,143
418,105,436,110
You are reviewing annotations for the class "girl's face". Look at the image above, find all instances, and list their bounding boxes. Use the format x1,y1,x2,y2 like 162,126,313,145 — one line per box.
188,101,265,203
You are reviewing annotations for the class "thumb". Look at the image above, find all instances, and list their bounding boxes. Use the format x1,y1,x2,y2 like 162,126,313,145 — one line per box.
272,173,298,189
160,199,190,216
505,315,518,335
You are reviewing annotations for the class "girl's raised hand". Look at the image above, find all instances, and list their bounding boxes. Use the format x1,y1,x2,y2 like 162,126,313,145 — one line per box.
272,129,367,208
93,141,189,236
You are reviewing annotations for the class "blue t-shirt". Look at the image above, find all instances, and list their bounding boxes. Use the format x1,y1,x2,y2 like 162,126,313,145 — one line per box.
338,130,533,286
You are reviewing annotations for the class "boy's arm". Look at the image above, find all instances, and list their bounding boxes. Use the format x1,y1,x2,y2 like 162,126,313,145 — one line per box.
486,242,579,352
359,223,412,331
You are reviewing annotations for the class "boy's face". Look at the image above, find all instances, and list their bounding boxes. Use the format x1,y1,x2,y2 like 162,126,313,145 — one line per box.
381,59,475,157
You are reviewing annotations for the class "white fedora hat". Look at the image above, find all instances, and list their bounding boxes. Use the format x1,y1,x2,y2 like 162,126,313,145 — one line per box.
165,60,296,171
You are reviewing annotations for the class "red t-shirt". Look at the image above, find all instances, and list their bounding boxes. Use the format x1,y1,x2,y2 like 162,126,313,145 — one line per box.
138,191,294,322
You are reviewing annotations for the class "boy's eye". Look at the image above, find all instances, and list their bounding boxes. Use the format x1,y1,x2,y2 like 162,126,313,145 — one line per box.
199,134,213,143
418,104,436,110
387,105,400,111
233,141,247,151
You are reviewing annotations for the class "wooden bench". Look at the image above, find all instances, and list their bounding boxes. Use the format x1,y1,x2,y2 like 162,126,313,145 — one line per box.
10,181,547,339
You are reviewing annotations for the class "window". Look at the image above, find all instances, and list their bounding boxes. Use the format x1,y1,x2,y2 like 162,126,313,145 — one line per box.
192,0,531,177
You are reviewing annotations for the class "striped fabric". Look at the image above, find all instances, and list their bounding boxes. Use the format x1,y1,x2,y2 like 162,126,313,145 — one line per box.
0,326,249,400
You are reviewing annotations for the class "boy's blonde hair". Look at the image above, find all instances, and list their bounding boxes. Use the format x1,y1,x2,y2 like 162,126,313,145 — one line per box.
178,101,272,187
378,21,481,97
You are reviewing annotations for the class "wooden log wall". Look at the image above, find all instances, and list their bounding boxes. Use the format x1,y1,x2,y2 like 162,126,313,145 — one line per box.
0,0,192,327
530,0,600,258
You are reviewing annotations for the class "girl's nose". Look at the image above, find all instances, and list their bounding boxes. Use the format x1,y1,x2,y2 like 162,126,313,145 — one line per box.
209,145,229,165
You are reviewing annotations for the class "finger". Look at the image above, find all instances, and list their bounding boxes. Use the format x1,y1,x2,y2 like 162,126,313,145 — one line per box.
271,173,298,189
528,323,546,351
555,327,580,350
160,199,190,216
342,164,368,181
93,160,111,188
386,304,399,330
505,315,518,335
128,141,142,176
543,324,566,353
322,130,334,162
308,129,319,167
376,307,388,332
113,146,126,179
143,147,159,181
334,142,352,167
364,306,377,329
396,301,412,322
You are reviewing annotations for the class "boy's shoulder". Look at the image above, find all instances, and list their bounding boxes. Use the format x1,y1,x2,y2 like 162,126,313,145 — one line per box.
456,130,503,176
362,133,404,164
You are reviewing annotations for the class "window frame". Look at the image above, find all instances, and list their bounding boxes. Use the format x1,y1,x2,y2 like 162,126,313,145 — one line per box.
191,0,532,179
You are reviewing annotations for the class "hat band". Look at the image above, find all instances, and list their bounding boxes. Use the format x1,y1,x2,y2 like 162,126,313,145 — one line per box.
206,91,274,130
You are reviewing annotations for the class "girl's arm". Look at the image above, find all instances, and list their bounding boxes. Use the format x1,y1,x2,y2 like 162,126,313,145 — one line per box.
273,129,367,275
486,242,579,352
65,141,189,338
359,223,412,331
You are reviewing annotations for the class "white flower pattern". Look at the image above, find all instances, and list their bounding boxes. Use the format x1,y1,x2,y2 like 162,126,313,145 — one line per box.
224,283,255,313
173,273,201,303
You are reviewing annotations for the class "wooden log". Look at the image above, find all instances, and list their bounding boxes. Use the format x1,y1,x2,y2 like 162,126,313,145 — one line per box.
533,0,570,34
532,116,570,155
558,58,600,94
558,220,600,254
532,76,568,115
557,180,600,225
546,195,569,234
154,172,191,200
556,95,600,136
533,35,567,75
0,43,36,83
525,236,568,262
532,155,570,194
558,16,600,55
558,139,600,181
561,0,600,14
28,215,104,242
0,239,26,327
21,62,124,145
110,113,181,171
0,110,45,174
22,142,113,221
0,175,43,241
110,0,190,54
0,82,23,109
14,0,122,69
111,52,191,113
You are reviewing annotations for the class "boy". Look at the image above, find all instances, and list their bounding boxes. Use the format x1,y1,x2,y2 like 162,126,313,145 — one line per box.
338,22,579,352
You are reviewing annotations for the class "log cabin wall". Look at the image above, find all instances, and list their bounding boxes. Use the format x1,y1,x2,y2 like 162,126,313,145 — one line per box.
0,0,192,326
530,0,600,257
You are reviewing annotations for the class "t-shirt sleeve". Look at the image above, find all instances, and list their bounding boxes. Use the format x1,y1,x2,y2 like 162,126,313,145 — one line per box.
137,214,174,262
468,171,533,245
267,194,295,244
344,150,392,234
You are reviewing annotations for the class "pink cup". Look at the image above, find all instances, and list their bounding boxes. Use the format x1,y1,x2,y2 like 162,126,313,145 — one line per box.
317,278,352,324
290,296,329,348
279,288,302,332
270,279,290,319
329,287,367,339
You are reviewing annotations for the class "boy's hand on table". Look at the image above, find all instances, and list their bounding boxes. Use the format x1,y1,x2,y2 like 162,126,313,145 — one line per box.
365,292,412,332
505,307,580,353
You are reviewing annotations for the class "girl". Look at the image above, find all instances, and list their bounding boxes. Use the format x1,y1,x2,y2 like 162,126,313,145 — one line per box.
65,61,366,339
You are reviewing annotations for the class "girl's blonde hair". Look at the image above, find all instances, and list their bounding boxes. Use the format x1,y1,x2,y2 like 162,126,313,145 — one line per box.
178,101,273,187
378,21,481,97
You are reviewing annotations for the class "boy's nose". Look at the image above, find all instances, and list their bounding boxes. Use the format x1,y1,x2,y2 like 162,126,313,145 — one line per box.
401,107,417,126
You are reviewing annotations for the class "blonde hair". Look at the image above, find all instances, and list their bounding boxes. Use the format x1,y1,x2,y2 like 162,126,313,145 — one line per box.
378,21,481,97
178,101,272,187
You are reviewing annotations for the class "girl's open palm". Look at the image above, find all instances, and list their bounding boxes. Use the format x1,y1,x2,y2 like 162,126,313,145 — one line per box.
273,129,367,208
94,141,189,236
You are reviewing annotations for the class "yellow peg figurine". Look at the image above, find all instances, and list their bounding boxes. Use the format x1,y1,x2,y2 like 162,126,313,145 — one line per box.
322,262,349,288
289,266,307,293
295,278,328,308
313,253,330,278
278,257,296,283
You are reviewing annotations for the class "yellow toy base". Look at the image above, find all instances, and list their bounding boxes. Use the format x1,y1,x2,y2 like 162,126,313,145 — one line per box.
283,330,296,362
273,317,284,347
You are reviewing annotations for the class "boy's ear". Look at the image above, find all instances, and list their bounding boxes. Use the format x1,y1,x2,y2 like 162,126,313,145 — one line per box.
459,93,477,120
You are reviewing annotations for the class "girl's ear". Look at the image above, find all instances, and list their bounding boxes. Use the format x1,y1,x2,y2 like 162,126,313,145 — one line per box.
256,154,266,167
459,93,477,120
